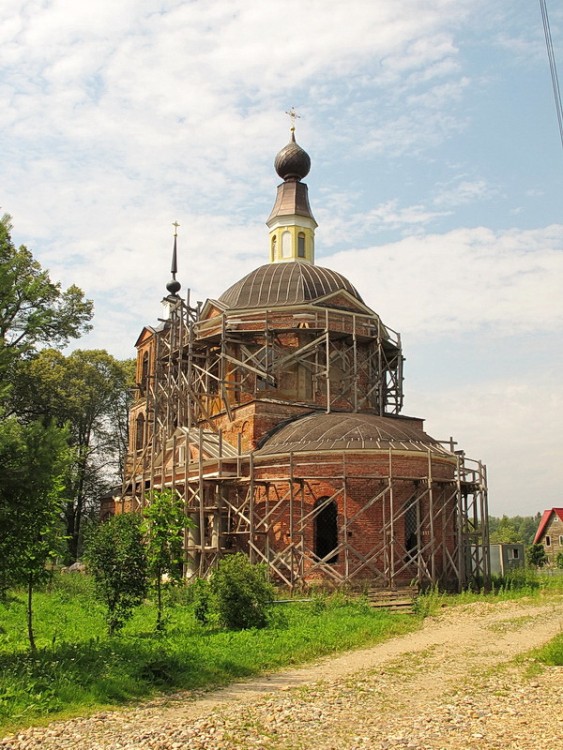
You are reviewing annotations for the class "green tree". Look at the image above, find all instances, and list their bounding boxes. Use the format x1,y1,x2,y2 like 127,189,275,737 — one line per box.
142,490,191,632
0,214,93,388
210,553,275,630
11,349,135,561
526,543,548,568
488,514,541,545
84,513,148,636
0,417,69,651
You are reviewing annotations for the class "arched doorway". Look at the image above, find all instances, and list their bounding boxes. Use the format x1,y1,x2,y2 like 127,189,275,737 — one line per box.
314,497,338,563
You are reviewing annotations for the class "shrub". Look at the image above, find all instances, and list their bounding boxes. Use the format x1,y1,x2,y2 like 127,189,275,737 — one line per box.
526,543,548,568
191,577,212,625
209,553,275,630
490,568,541,593
84,514,148,635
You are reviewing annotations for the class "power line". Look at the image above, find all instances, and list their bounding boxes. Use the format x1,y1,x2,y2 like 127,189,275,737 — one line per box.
539,0,563,152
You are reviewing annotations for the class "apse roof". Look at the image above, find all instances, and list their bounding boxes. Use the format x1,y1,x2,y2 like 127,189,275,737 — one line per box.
219,262,363,310
255,412,452,457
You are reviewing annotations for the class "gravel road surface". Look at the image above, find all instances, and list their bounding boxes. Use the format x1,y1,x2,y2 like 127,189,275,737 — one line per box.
2,595,562,750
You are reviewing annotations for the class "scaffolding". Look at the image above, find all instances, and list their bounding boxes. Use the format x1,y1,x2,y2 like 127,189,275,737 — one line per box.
121,290,490,591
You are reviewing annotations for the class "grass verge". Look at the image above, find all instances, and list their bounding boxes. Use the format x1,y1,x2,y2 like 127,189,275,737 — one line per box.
529,633,563,667
0,579,416,734
415,569,563,617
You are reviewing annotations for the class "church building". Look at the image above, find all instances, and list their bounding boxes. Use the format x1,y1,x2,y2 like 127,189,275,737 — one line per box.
104,126,490,591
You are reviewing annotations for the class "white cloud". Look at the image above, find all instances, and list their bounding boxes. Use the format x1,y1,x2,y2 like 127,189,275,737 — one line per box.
408,372,563,516
327,225,563,336
316,198,450,248
433,178,500,207
2,0,561,521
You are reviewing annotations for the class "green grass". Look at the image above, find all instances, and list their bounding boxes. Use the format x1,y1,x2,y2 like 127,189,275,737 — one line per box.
530,633,563,667
0,578,416,734
415,569,563,617
3,571,561,735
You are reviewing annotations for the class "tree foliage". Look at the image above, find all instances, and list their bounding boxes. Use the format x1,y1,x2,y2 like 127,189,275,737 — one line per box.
488,514,541,546
0,417,69,650
85,513,148,636
209,553,275,630
526,543,548,568
10,349,135,561
0,214,93,383
142,490,190,632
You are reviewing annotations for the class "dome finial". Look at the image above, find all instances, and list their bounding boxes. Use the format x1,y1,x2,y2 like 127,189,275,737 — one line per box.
285,106,300,141
275,108,310,181
166,221,182,296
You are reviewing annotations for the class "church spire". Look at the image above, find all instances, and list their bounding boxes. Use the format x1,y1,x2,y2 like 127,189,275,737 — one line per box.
267,113,317,265
166,222,181,297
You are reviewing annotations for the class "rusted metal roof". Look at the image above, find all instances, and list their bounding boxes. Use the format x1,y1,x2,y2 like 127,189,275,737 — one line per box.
267,181,317,224
274,133,311,181
255,412,451,457
219,262,363,310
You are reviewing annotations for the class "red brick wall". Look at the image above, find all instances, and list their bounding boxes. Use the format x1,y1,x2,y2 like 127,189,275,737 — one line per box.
251,451,458,585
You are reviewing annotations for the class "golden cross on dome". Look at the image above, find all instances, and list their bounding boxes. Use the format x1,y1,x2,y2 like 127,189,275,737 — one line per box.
172,221,180,237
285,107,301,131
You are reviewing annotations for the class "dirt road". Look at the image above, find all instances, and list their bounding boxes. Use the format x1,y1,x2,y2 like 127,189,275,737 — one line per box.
2,594,562,749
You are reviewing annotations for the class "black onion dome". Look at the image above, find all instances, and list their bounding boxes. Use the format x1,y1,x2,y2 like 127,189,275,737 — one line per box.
219,263,363,310
166,278,181,295
274,133,311,181
255,413,452,457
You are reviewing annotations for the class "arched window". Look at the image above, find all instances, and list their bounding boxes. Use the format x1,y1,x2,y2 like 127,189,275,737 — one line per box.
282,230,292,258
135,413,145,451
404,501,418,559
271,235,277,261
297,232,306,258
141,351,149,392
207,351,220,394
314,497,338,563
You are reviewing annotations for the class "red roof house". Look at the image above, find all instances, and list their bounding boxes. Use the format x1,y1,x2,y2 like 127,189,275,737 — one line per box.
533,508,563,564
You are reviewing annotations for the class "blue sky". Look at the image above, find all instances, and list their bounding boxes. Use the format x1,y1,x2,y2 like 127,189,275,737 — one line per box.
2,0,563,517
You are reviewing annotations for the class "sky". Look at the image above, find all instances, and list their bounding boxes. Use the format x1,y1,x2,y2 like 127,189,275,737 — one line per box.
2,0,563,518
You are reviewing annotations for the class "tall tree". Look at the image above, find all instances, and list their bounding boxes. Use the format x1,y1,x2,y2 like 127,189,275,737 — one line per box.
488,514,542,546
85,513,148,636
0,214,93,389
0,418,69,651
0,214,96,628
142,490,190,632
11,349,135,561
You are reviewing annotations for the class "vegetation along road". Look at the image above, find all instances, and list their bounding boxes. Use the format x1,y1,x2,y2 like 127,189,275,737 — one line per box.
1,593,562,750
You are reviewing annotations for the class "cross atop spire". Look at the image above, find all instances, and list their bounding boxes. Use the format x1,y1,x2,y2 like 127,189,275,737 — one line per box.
285,107,301,135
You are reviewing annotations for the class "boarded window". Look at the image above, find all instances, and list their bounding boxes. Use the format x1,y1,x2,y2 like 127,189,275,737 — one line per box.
314,497,338,563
